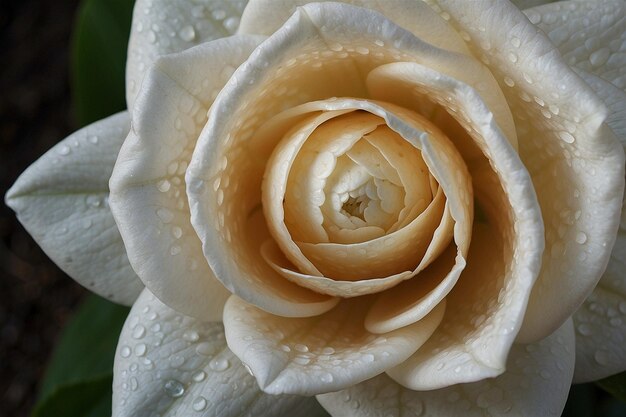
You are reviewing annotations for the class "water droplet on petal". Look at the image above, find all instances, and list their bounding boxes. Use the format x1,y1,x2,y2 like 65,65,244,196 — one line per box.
120,346,131,358
132,325,146,339
179,25,196,42
193,396,208,411
192,370,206,382
164,379,185,397
209,357,230,372
320,372,334,383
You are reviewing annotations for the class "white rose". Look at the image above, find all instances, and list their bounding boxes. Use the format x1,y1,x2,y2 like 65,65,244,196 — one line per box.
6,0,626,416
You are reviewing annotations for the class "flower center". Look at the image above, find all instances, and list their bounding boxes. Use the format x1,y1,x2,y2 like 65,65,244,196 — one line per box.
341,194,368,221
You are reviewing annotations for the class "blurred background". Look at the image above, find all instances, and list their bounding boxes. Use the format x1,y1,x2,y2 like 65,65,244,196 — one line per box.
1,1,87,416
1,1,625,417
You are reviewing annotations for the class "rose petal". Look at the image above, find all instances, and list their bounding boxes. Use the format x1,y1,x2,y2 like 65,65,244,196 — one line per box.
525,0,626,89
110,36,265,320
255,98,468,298
5,112,143,305
571,68,626,382
223,295,446,396
113,289,327,417
190,2,496,313
238,0,471,55
364,63,542,345
427,0,625,343
126,0,249,108
317,319,575,417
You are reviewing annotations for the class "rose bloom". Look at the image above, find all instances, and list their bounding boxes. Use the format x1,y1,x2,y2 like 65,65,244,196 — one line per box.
7,0,626,415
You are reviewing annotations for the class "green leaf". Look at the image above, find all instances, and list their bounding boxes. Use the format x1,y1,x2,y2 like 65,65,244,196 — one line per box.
39,294,129,400
32,375,113,417
71,0,135,126
597,372,626,403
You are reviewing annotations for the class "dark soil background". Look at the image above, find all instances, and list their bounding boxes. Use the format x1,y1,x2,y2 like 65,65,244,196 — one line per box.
1,1,87,416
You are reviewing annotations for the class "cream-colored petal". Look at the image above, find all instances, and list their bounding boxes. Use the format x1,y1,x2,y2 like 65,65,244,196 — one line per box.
113,289,327,417
571,67,626,383
385,221,538,389
223,295,445,396
525,0,626,89
126,0,248,108
256,98,468,299
238,0,471,55
263,110,382,275
365,62,543,341
318,319,575,417
5,112,143,305
261,239,412,298
110,37,264,320
426,0,625,343
188,2,494,312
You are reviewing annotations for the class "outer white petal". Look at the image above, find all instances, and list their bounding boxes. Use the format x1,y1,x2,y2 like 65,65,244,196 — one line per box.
113,289,327,417
317,319,575,417
223,296,445,396
238,0,470,55
525,0,626,89
572,69,626,382
426,0,625,343
5,112,142,305
126,0,248,108
110,36,265,320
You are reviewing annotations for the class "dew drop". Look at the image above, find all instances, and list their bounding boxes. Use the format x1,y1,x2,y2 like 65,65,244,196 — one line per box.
132,325,146,339
164,379,185,398
212,9,226,20
508,52,518,63
147,30,157,43
559,131,575,143
120,346,131,358
590,47,610,67
58,145,71,155
183,330,200,342
170,245,181,256
320,373,334,383
157,180,171,192
503,76,515,87
295,344,309,353
223,16,240,33
179,25,196,42
595,350,609,366
172,226,183,239
575,231,587,244
86,195,102,208
193,396,208,411
192,371,206,382
88,135,99,144
511,36,521,47
209,357,230,372
134,343,147,357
